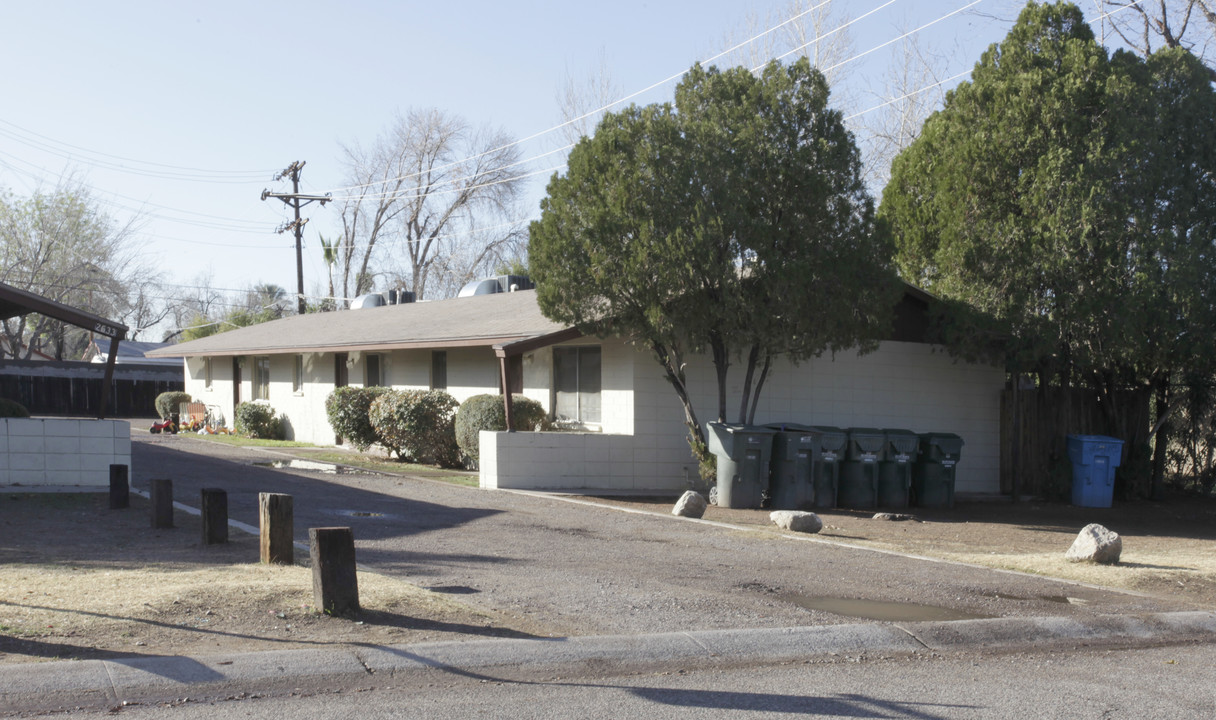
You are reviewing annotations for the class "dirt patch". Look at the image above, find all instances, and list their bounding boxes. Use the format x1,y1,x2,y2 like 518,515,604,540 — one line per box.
0,493,555,665
586,493,1216,608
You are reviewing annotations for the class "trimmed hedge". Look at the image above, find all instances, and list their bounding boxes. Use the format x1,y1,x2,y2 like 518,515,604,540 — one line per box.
234,401,284,440
454,394,549,469
325,385,390,450
155,391,193,420
0,398,30,418
368,389,460,466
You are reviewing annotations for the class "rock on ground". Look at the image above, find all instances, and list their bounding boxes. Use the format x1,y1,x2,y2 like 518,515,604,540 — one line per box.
873,512,917,522
770,510,823,534
672,491,707,518
1066,523,1122,564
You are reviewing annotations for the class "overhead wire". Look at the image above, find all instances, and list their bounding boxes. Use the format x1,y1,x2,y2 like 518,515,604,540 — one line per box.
0,118,277,182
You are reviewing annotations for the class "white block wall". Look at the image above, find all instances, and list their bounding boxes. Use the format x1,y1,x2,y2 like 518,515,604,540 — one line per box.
0,418,132,488
482,339,1005,495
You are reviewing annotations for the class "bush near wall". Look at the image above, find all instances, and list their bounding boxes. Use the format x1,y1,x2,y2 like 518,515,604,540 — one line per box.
368,389,460,467
455,394,549,470
155,391,193,420
0,398,30,418
234,401,284,440
325,386,390,450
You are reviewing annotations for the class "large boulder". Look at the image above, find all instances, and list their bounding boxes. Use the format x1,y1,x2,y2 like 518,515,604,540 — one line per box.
672,491,708,519
770,510,823,534
1065,523,1122,564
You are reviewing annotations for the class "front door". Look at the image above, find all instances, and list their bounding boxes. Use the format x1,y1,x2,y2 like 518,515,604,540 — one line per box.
232,357,242,409
333,353,349,445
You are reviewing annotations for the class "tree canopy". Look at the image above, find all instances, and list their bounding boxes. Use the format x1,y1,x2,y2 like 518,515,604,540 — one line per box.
880,1,1216,491
530,58,897,466
0,179,144,359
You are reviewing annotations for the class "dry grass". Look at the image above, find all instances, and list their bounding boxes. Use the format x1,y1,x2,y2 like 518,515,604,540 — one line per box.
0,493,548,663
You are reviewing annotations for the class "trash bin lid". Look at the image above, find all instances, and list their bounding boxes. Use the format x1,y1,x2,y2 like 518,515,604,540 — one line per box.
708,422,776,457
882,429,920,454
1066,434,1123,465
848,427,886,453
921,432,964,455
810,425,848,451
765,422,814,433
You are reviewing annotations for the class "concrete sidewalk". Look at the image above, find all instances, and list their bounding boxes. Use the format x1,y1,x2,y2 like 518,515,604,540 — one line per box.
4,610,1215,712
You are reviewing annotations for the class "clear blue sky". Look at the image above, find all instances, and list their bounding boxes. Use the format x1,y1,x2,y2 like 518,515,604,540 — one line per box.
2,0,1115,328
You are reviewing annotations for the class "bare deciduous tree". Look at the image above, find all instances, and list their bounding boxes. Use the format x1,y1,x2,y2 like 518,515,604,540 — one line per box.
718,0,856,88
1103,0,1216,80
0,177,142,359
334,109,525,303
855,31,952,190
556,49,622,148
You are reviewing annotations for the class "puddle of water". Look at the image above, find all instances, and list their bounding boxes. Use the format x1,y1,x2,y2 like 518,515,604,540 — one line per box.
784,595,993,622
252,459,360,474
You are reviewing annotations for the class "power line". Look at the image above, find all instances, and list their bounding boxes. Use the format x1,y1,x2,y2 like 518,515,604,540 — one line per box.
0,118,278,181
261,161,332,315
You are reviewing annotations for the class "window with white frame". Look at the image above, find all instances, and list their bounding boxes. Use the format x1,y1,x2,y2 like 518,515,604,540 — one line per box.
292,354,304,394
203,357,212,391
365,353,384,387
431,350,447,391
553,346,601,424
253,356,271,400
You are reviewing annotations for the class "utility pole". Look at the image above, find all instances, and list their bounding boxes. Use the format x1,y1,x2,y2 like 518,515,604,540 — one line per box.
261,161,331,315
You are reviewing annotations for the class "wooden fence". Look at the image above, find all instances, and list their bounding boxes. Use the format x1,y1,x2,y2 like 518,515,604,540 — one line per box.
0,359,183,418
1000,386,1152,499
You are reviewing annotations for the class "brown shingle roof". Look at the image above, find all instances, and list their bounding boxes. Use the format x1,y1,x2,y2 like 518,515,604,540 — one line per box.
147,289,571,358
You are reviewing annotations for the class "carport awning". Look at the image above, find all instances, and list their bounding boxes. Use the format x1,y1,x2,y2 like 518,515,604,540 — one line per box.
0,281,129,418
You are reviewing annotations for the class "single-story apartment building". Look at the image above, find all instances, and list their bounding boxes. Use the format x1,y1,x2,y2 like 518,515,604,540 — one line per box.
146,284,1006,495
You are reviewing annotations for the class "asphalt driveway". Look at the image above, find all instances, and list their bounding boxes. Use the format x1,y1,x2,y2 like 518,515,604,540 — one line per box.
130,432,1199,639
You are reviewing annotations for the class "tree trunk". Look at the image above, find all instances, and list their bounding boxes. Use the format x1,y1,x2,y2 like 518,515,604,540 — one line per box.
738,343,760,424
651,339,705,450
1150,377,1171,501
746,353,773,425
710,330,729,423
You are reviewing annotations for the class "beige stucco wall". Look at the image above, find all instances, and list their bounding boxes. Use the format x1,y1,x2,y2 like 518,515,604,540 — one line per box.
482,338,1005,495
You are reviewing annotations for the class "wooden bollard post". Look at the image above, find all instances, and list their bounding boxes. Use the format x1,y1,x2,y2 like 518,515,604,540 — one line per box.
310,527,360,617
109,464,129,510
150,478,174,529
259,492,293,564
201,488,228,545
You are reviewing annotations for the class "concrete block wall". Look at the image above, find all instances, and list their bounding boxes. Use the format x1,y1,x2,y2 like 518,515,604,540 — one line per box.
479,429,691,492
0,419,132,488
481,339,1005,495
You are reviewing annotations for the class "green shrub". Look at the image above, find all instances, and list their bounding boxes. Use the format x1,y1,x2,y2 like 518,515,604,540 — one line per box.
454,394,549,469
368,389,460,466
325,386,390,450
0,398,30,418
155,391,193,420
234,401,284,440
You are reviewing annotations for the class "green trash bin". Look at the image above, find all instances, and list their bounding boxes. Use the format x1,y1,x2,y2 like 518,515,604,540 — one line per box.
839,428,885,509
878,429,919,507
765,423,818,510
913,433,964,508
811,426,846,508
707,423,777,509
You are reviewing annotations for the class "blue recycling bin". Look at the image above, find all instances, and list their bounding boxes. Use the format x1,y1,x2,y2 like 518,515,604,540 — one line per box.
1066,435,1124,508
